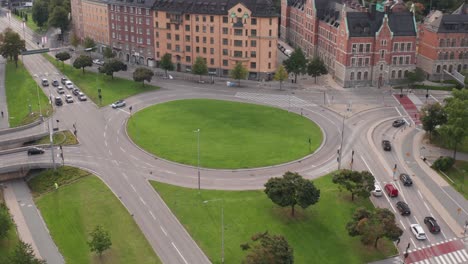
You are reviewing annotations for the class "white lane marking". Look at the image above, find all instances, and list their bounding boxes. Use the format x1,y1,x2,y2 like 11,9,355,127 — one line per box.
118,108,130,114
130,184,137,192
112,160,118,166
400,220,406,230
122,173,128,180
423,201,431,212
163,170,176,175
105,124,108,131
430,94,440,103
130,155,139,160
160,225,168,236
417,190,423,199
439,187,468,216
120,147,126,153
104,131,106,138
149,210,156,220
440,230,447,240
394,106,403,117
410,238,417,249
171,242,188,264
139,196,146,205
144,162,152,167
104,141,108,147
461,250,468,261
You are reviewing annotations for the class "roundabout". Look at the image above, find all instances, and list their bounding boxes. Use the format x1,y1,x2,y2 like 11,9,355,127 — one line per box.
127,99,323,169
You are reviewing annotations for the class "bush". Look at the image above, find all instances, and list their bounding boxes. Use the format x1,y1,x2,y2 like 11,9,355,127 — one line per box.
432,156,455,171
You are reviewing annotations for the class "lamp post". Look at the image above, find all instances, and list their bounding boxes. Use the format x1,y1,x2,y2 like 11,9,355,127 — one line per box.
194,129,201,191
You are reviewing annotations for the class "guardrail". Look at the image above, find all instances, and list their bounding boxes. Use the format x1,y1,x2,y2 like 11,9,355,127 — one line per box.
0,132,49,147
0,119,43,136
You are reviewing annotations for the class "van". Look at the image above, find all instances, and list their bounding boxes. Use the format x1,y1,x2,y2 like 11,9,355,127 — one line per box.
384,183,398,197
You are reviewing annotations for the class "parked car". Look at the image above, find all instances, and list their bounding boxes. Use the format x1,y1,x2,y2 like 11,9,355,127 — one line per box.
72,88,80,96
65,81,74,89
41,79,49,86
61,77,68,84
424,216,441,234
55,97,63,106
65,94,74,103
393,119,406,127
52,80,60,87
78,92,87,101
93,59,104,65
382,140,392,151
111,100,126,108
396,201,411,215
371,183,383,197
399,173,413,186
410,224,427,240
57,86,65,94
384,183,398,197
27,147,45,155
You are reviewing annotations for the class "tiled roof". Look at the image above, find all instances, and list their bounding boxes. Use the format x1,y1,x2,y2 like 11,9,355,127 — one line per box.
347,11,415,37
424,4,468,33
108,0,157,8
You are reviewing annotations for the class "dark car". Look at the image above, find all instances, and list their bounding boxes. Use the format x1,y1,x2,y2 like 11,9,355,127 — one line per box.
393,119,406,127
382,140,391,151
41,79,49,86
396,201,411,216
61,77,68,84
400,173,413,186
55,97,63,106
72,88,80,96
52,80,60,87
424,216,441,233
27,147,45,155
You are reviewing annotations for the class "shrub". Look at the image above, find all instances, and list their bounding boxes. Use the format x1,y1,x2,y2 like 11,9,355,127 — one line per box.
432,156,455,171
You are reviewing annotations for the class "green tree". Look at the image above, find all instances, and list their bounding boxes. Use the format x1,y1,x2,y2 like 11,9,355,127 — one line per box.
32,0,49,28
283,48,307,83
274,65,288,90
264,171,320,216
103,46,115,59
307,57,328,84
420,103,447,141
73,55,93,74
83,37,96,49
405,68,425,88
159,53,174,78
8,241,46,264
230,61,249,87
48,5,69,33
98,59,127,79
241,231,294,264
133,67,154,86
0,28,26,68
55,51,71,68
0,204,12,240
332,170,375,201
192,56,208,82
70,33,80,47
88,225,112,258
346,207,403,248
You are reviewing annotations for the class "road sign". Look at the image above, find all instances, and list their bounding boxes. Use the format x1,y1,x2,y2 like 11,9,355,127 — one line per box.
21,48,50,55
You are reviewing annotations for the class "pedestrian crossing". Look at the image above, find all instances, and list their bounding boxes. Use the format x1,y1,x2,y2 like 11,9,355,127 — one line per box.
235,92,316,109
405,238,468,264
410,249,468,264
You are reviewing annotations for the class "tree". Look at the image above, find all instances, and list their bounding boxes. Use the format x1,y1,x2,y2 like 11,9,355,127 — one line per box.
405,68,425,88
88,225,112,258
48,5,69,33
420,103,447,141
133,67,154,86
264,171,320,216
73,55,93,74
274,65,288,90
241,231,293,264
0,204,12,240
32,0,49,28
98,59,127,79
283,48,307,83
55,51,71,68
70,33,80,47
103,47,115,59
332,170,375,201
346,207,403,248
230,62,249,87
0,28,26,68
83,37,96,49
192,56,208,82
307,57,328,84
8,241,46,264
159,53,174,78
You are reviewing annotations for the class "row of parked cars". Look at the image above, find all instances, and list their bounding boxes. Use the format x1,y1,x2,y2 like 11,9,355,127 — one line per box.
46,77,87,106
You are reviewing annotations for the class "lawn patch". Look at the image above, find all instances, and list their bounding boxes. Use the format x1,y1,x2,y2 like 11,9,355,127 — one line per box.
442,160,468,199
33,130,78,146
150,174,397,264
0,190,19,263
128,99,323,169
4,60,52,127
30,167,160,264
430,134,468,153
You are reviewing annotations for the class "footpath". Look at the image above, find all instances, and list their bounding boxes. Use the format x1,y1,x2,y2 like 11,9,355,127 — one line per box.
0,57,8,129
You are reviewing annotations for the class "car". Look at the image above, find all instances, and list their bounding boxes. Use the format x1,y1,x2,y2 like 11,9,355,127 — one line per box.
78,92,87,101
65,81,74,89
393,119,406,127
410,224,427,240
55,97,63,106
27,147,45,155
72,88,80,96
424,216,441,234
396,201,411,215
41,79,49,86
382,140,392,151
65,94,74,103
93,59,104,65
61,77,68,84
52,80,60,87
57,86,65,94
384,183,398,197
111,100,126,108
399,173,413,186
371,183,383,197
284,49,292,56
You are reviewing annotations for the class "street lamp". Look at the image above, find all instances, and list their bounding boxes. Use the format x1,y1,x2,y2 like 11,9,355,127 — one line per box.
194,129,201,191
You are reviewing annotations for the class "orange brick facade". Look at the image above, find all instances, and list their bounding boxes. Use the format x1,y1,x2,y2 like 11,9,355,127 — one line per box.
82,0,110,48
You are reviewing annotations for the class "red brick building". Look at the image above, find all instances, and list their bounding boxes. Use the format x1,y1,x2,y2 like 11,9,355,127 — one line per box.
281,0,418,88
417,3,468,81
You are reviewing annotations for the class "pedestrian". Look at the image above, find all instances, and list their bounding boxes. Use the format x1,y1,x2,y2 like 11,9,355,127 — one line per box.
1,111,3,118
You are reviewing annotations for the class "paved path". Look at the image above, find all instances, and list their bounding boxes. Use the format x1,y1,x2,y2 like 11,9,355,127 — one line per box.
0,57,8,129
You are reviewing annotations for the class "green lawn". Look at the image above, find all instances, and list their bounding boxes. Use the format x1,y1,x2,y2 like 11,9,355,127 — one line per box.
150,175,397,264
34,130,78,146
431,134,468,153
443,161,468,199
0,190,19,263
29,167,161,264
13,9,43,33
128,99,323,169
5,60,52,127
44,55,159,106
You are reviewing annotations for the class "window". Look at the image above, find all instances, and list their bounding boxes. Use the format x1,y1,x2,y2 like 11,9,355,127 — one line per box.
357,72,362,80
210,58,214,65
223,28,228,34
223,60,228,66
391,70,395,78
210,27,214,33
223,49,228,56
185,35,190,42
436,65,441,73
234,51,242,57
175,34,179,41
450,52,454,60
202,47,206,54
365,44,371,52
380,50,385,59
359,44,364,53
251,51,256,58
196,26,199,32
166,23,170,29
202,16,206,22
250,62,256,69
364,72,368,80
251,18,257,25
269,30,272,36
405,56,410,64
223,38,228,45
203,37,206,44
251,40,256,47
364,58,370,66
210,16,214,23
381,39,387,46
380,64,383,71
398,70,402,78
400,43,405,51
268,52,271,58
196,36,199,43
358,58,363,67
350,72,354,80
186,46,191,52
451,39,456,47
234,40,242,47
196,47,199,53
167,33,171,40
234,29,243,36
203,26,206,33
399,57,403,65
195,15,199,22
352,44,357,53
251,29,257,37
351,58,356,66
167,43,171,50
393,43,398,51
210,48,214,55
186,56,191,63
406,43,411,51
223,16,228,23
175,45,180,52
185,25,190,31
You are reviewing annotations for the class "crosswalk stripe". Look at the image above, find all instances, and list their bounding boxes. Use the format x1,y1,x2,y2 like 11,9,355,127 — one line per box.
442,254,451,263
453,251,462,262
447,253,457,263
459,250,467,262
439,254,447,264
434,256,443,264
423,259,430,264
461,250,468,260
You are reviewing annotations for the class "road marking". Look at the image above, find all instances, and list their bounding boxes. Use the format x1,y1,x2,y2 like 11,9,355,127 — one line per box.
423,201,431,212
394,106,403,117
105,124,108,131
118,108,130,114
108,150,111,156
439,187,468,216
163,170,176,175
410,238,417,249
144,162,152,167
122,172,128,180
171,242,188,264
139,196,146,205
120,147,126,153
130,155,139,160
112,160,118,166
130,184,137,192
400,220,406,230
160,225,168,236
417,190,423,199
430,94,439,103
149,210,156,220
104,140,108,147
104,131,106,138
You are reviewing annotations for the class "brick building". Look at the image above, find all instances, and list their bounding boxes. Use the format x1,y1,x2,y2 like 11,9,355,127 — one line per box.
417,3,468,81
281,0,418,88
82,0,110,49
71,0,84,41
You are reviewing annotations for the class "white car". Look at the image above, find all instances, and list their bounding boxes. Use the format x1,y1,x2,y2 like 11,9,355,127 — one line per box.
410,224,427,240
65,94,74,103
371,183,383,197
93,59,104,65
65,81,74,89
78,92,87,101
57,86,65,94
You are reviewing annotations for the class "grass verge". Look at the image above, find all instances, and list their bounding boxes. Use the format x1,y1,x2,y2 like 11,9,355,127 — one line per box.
0,190,20,263
44,54,159,106
128,99,323,169
442,161,468,199
150,174,397,264
13,9,44,33
34,130,78,146
28,167,161,264
5,60,52,127
430,134,468,153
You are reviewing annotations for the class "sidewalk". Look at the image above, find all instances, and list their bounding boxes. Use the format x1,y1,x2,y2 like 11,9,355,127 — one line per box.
0,57,9,129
